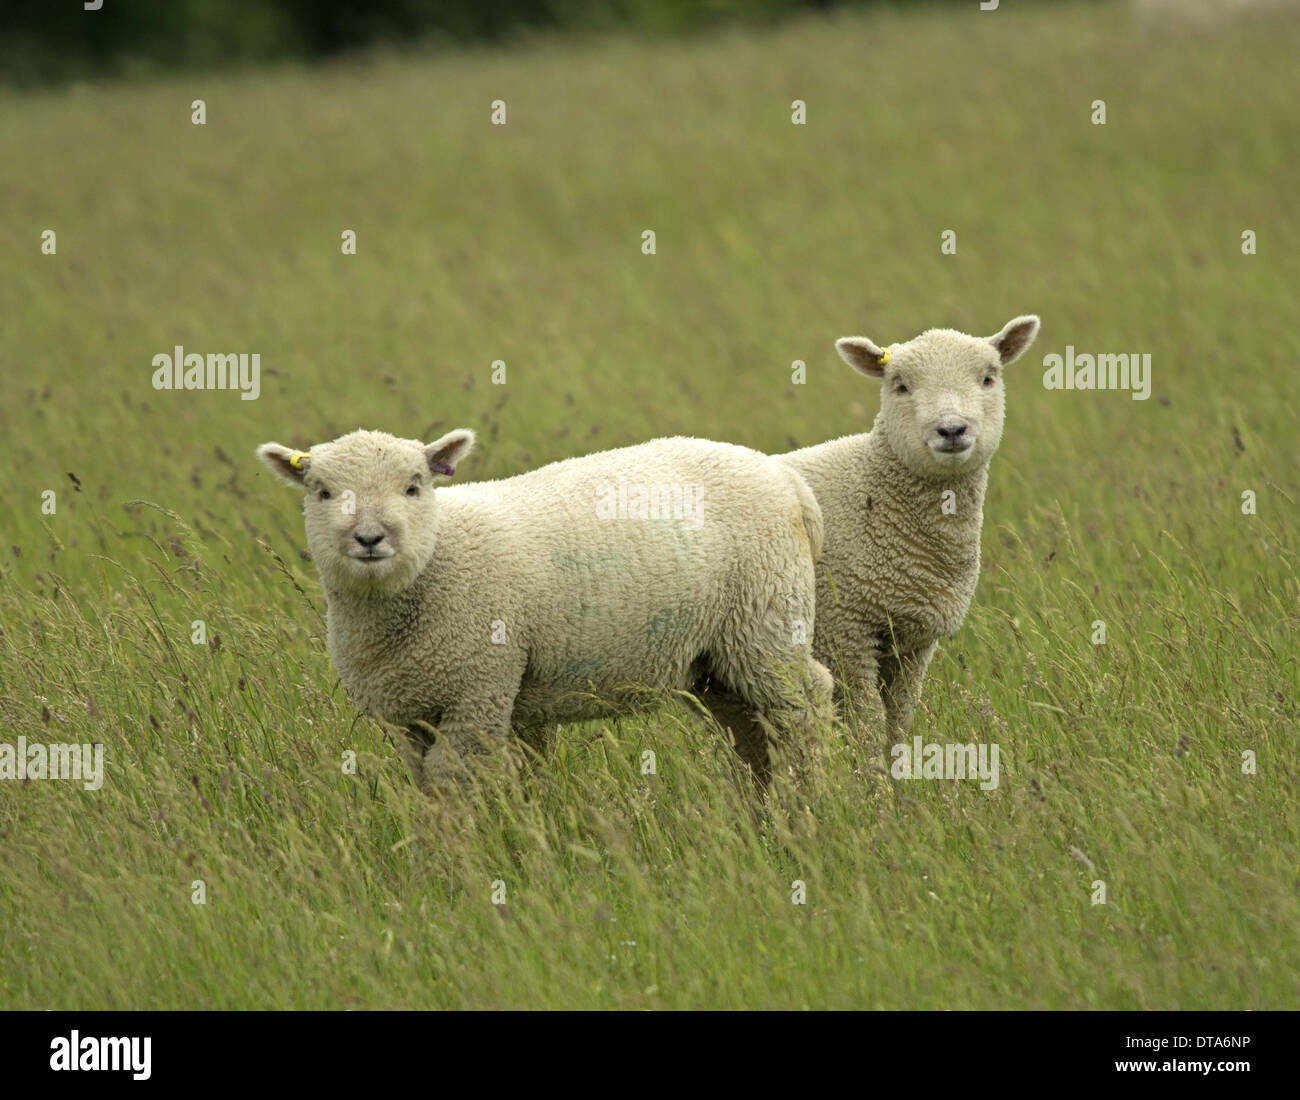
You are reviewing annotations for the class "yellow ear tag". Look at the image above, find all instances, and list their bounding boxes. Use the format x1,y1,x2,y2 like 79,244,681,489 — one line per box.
879,350,891,365
289,451,309,470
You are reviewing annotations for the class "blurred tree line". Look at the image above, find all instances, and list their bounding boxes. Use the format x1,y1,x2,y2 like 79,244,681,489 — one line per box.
0,0,960,86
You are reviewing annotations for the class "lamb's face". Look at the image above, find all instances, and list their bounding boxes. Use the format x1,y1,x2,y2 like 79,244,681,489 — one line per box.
877,331,1008,476
257,428,475,596
836,316,1040,481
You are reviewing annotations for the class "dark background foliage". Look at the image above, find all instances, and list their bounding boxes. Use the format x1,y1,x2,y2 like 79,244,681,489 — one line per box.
0,0,985,85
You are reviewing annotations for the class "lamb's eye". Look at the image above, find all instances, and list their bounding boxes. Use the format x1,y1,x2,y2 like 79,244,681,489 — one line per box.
318,489,331,501
405,485,419,497
894,382,909,395
983,375,995,387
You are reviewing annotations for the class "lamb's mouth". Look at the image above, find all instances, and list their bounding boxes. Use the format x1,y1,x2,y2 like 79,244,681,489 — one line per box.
350,550,396,563
930,440,974,457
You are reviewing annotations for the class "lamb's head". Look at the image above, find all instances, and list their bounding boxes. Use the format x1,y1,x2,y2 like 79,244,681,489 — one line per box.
835,315,1040,480
256,428,475,595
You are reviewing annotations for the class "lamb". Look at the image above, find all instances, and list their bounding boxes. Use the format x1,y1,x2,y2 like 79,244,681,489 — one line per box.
697,315,1041,741
256,429,833,786
781,315,1042,737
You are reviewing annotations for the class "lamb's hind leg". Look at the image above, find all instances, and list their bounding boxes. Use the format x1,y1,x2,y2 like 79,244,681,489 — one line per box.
693,674,773,786
705,630,834,789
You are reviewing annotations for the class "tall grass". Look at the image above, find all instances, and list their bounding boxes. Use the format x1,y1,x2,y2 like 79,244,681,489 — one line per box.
1,0,1297,1008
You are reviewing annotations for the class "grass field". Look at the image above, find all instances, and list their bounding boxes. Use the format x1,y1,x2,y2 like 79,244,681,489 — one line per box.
1,0,1298,1009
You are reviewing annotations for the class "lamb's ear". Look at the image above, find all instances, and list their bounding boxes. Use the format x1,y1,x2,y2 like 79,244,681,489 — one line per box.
257,442,311,488
424,428,475,478
835,336,891,378
989,315,1041,365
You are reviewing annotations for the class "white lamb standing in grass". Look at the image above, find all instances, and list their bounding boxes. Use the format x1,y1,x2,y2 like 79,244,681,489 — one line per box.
257,429,832,786
779,315,1041,737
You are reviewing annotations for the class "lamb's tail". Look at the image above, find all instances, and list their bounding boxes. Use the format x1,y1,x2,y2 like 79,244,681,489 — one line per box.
788,467,825,563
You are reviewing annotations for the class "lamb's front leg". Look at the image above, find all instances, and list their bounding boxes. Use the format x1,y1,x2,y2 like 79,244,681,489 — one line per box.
413,649,528,791
421,686,520,791
830,639,888,743
879,640,938,739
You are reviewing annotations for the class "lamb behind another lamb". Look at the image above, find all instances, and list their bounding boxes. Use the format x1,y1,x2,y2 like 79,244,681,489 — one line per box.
786,315,1041,735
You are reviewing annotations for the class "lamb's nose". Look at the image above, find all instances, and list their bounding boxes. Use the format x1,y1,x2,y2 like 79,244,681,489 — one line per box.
936,420,968,440
354,531,385,548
